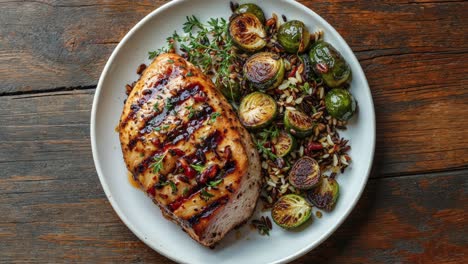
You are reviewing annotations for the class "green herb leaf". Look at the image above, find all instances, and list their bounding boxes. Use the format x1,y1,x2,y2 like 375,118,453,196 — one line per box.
208,179,223,187
183,15,203,33
169,180,177,194
165,98,174,110
191,164,205,173
255,139,278,161
186,71,194,77
182,187,189,196
167,59,174,64
153,102,160,111
200,188,215,201
209,112,221,124
150,153,166,173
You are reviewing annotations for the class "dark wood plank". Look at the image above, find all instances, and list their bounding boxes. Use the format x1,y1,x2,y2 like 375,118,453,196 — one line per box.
0,0,170,94
0,91,466,263
0,0,466,93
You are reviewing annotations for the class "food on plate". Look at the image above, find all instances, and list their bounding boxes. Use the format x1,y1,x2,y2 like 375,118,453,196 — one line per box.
244,52,285,90
278,20,311,53
119,53,261,247
234,3,266,23
132,1,357,238
272,131,296,158
238,92,277,129
307,177,340,211
271,194,312,229
325,88,356,120
288,156,321,190
229,13,266,52
309,41,351,87
283,108,315,138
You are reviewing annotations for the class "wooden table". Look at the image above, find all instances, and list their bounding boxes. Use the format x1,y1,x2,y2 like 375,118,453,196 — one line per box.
1,0,467,263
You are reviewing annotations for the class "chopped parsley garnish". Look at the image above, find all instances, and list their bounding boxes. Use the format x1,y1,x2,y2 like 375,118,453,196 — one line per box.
209,112,221,124
182,187,189,196
208,179,223,187
190,164,205,173
185,106,195,119
200,188,215,201
165,98,174,110
167,59,174,64
153,102,160,111
168,180,177,194
186,71,194,77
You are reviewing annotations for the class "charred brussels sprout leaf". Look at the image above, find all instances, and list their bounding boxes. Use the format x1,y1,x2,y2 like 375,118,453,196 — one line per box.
278,20,311,53
284,108,315,138
272,194,312,229
229,13,266,52
273,131,296,157
307,177,339,211
325,88,356,121
309,41,351,87
235,3,266,24
239,92,277,129
289,156,321,190
244,52,285,90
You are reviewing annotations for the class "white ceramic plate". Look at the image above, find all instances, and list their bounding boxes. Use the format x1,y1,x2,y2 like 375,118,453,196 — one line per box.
91,0,375,263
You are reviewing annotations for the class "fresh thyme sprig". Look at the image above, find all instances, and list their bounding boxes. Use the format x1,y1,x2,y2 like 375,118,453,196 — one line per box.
148,16,235,80
150,152,167,174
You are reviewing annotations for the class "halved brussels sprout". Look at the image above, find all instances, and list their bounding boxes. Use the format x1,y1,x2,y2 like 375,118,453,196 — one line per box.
273,131,296,157
325,88,356,121
239,92,277,129
289,156,321,190
299,53,316,82
278,20,311,54
309,41,351,87
284,108,315,138
229,13,267,52
235,3,265,24
216,75,241,102
307,177,339,211
244,52,285,90
272,194,312,229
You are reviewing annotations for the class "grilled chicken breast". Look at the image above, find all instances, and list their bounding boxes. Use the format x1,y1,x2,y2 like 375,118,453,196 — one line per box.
119,53,261,247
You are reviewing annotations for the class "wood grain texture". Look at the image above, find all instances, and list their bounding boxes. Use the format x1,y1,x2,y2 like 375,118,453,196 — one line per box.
0,0,466,93
1,0,468,263
0,91,466,263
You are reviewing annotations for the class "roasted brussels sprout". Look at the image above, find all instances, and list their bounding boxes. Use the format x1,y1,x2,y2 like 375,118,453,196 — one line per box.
244,52,285,90
273,131,296,157
309,41,351,87
325,88,356,120
235,3,265,24
239,92,277,129
272,194,312,229
215,76,241,102
307,177,339,211
284,108,315,138
299,53,317,82
278,20,311,54
229,13,267,52
289,156,321,190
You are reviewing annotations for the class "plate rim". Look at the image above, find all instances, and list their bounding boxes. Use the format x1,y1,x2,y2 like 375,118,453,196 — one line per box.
90,0,376,263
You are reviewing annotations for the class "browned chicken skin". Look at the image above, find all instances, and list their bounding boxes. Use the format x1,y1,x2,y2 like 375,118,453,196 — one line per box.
119,53,261,246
